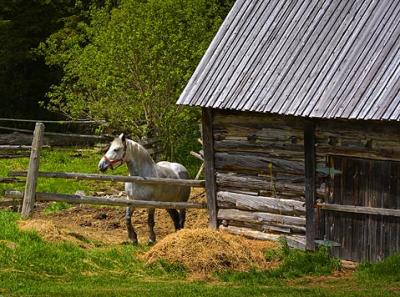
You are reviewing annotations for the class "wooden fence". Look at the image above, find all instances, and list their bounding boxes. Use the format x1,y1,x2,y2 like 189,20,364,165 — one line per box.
0,117,112,146
1,122,207,217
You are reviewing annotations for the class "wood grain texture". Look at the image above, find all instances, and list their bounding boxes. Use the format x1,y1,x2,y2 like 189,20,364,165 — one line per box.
218,208,305,227
6,191,207,209
10,171,205,188
21,122,45,218
322,156,400,262
304,121,316,251
202,108,218,228
217,191,305,215
220,225,306,250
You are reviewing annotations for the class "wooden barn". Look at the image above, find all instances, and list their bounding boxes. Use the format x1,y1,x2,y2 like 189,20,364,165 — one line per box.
177,0,400,262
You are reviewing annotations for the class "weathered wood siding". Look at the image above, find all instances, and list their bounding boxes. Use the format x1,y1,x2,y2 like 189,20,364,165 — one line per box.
315,119,400,262
212,110,400,259
212,110,306,248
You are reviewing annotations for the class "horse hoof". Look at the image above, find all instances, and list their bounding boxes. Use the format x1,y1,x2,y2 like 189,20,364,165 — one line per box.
147,239,156,246
122,240,138,246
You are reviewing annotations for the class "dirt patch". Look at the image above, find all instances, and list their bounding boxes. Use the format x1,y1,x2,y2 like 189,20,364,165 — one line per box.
19,188,208,246
141,228,278,274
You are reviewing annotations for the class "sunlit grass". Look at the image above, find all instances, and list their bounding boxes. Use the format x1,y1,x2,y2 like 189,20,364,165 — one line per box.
0,147,128,196
0,211,398,296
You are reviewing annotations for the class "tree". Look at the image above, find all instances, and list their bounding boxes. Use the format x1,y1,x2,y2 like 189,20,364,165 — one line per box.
0,0,78,118
40,0,233,160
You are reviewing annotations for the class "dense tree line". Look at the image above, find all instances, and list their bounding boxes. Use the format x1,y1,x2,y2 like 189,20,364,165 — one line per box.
1,0,233,162
1,0,75,118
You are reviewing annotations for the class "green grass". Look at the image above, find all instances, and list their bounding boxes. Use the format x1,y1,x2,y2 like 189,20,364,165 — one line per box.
217,239,341,283
356,252,400,283
0,147,128,197
0,211,399,296
0,149,399,296
0,146,202,198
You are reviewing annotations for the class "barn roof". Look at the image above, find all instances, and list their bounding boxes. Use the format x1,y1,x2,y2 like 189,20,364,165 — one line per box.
177,0,400,121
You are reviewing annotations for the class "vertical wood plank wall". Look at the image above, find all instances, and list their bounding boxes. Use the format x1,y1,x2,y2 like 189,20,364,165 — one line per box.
315,119,400,262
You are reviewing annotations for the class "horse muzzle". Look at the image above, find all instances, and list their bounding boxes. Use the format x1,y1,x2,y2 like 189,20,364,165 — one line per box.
98,158,110,172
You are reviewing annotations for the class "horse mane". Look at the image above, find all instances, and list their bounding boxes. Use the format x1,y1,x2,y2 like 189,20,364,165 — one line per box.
126,139,156,167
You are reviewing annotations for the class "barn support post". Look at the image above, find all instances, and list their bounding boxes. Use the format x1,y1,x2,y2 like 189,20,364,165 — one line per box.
304,120,316,251
202,108,218,229
21,122,45,218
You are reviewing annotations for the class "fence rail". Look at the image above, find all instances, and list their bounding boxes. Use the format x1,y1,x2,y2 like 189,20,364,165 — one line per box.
5,191,206,209
0,125,112,140
0,145,50,150
0,118,105,124
9,171,206,188
2,122,207,218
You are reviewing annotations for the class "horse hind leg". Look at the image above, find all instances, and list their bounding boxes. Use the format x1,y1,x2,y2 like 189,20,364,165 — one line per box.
167,208,181,231
125,207,138,245
179,209,186,229
147,208,156,244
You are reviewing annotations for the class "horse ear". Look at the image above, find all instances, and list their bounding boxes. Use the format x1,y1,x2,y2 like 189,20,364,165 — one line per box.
119,133,126,142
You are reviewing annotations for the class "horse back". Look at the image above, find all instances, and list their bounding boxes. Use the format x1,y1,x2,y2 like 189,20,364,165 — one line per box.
156,161,189,180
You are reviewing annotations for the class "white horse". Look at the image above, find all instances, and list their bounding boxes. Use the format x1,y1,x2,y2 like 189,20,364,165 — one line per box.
98,133,191,244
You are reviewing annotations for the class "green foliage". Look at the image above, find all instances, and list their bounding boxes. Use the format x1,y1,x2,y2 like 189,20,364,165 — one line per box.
264,236,290,261
218,239,341,283
356,252,400,283
275,245,341,278
44,201,72,213
0,0,85,118
39,0,234,163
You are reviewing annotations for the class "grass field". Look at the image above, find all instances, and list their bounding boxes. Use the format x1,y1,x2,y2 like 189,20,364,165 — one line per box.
1,149,400,296
0,210,400,296
0,147,129,195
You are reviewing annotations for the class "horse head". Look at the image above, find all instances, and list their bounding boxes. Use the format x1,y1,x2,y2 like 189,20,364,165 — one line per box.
98,133,127,172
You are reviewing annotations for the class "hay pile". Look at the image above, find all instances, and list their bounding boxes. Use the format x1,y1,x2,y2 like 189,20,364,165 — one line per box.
18,219,66,242
18,219,96,247
142,228,278,274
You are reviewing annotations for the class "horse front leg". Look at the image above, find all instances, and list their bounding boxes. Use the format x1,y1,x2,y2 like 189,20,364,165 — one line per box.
147,208,156,244
125,206,138,245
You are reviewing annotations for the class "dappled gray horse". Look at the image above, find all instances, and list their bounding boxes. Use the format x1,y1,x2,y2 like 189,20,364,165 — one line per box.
98,133,191,244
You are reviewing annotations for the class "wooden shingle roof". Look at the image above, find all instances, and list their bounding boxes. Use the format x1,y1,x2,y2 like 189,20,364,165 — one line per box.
177,0,400,121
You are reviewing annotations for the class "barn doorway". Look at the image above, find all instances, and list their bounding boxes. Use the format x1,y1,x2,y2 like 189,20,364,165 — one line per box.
320,155,400,262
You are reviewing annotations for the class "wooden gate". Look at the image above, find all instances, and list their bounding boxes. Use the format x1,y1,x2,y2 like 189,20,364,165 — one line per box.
319,155,400,262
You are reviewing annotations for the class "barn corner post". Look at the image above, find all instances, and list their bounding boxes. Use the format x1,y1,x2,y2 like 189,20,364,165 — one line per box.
304,120,316,251
201,108,218,229
21,122,45,218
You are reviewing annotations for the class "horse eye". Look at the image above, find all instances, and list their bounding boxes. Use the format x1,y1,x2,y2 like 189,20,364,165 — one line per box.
114,148,120,152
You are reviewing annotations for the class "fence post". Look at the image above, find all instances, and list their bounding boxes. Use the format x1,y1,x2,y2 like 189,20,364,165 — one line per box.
202,108,218,229
21,122,45,218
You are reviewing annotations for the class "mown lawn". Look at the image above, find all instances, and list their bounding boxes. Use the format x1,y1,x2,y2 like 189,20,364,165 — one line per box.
0,147,130,195
0,211,399,297
1,149,400,296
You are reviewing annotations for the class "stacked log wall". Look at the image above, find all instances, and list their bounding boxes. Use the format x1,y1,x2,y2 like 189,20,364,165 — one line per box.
212,110,306,248
211,110,400,250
